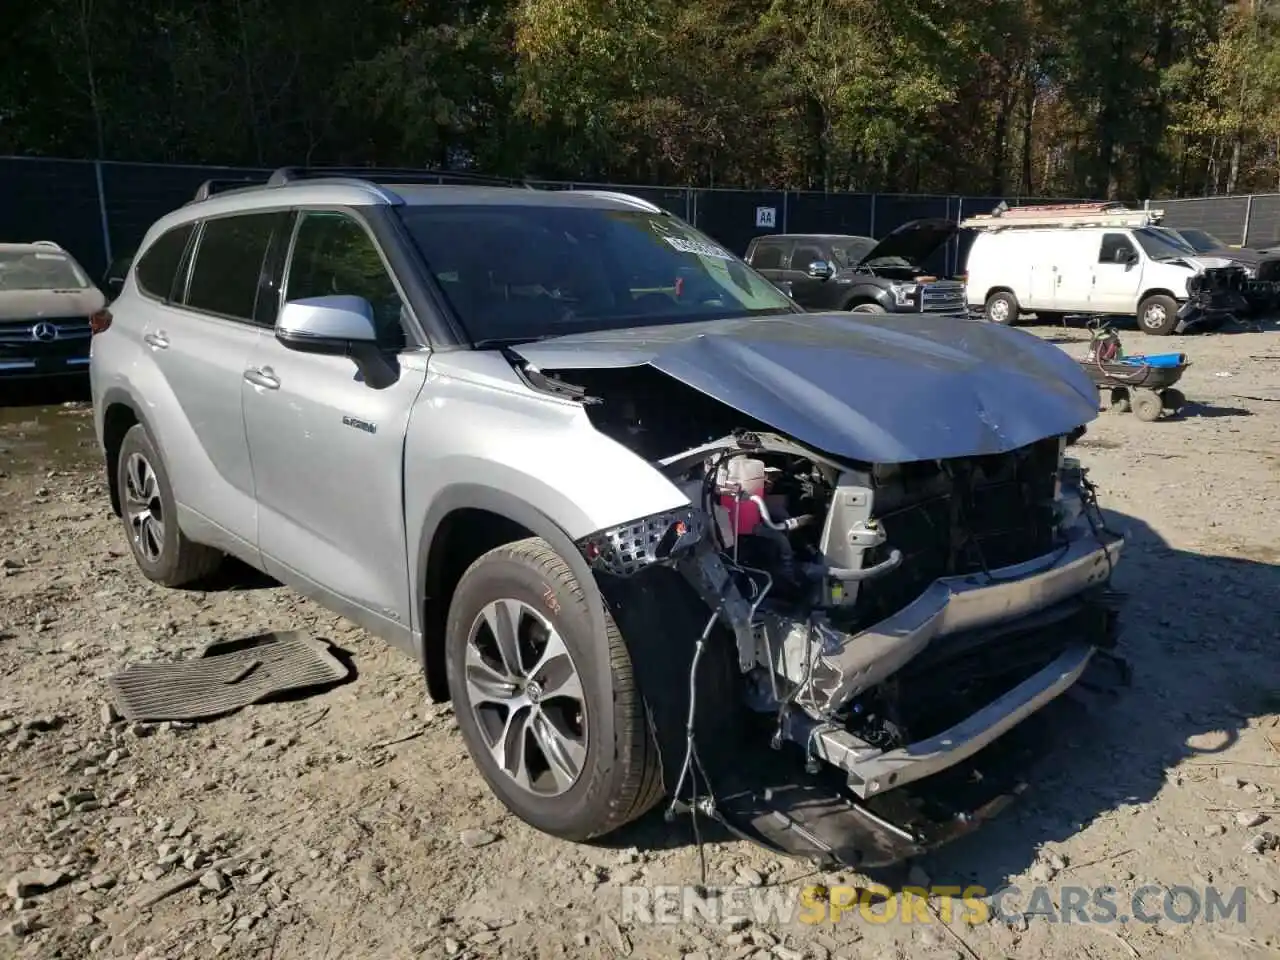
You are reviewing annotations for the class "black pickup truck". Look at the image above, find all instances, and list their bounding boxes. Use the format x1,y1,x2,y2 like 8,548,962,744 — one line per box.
744,220,966,316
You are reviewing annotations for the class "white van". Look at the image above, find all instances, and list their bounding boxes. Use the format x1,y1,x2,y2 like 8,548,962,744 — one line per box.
962,208,1233,335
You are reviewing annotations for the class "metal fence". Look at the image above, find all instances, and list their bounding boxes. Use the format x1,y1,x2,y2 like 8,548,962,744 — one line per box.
1148,193,1280,248
0,155,1090,280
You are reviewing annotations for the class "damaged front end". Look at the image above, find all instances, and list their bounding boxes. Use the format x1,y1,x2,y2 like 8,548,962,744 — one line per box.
1179,264,1251,332
574,421,1125,870
509,313,1127,870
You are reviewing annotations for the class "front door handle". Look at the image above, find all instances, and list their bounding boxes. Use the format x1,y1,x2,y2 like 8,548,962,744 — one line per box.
143,331,169,350
243,366,280,390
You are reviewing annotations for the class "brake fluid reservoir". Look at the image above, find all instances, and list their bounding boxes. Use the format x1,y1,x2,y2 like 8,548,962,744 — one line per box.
717,457,767,536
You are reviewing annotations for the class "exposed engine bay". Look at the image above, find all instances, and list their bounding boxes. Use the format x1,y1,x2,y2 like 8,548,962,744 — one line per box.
550,360,1129,870
1182,263,1251,328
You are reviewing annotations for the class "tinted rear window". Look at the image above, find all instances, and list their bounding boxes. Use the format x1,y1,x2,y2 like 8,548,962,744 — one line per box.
0,251,89,291
399,204,797,344
135,224,193,300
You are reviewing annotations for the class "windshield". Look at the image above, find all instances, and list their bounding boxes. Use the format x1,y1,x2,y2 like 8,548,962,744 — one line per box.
0,250,90,291
1153,229,1196,253
399,204,799,344
1133,228,1197,261
1177,228,1226,253
829,239,875,268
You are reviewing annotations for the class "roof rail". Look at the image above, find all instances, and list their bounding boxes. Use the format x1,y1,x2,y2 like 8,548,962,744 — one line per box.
569,190,665,213
265,166,537,190
30,240,62,248
190,177,269,203
961,202,1162,231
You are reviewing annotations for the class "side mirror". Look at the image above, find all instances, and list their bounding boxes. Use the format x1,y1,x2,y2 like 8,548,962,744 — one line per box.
276,295,396,388
807,260,834,280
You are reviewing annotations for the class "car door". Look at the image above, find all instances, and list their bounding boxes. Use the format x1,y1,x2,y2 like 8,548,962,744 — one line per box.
1050,232,1100,312
1091,232,1144,312
241,208,429,635
785,241,835,308
138,212,286,557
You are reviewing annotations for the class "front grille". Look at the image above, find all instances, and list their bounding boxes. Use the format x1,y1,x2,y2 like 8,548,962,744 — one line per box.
0,317,91,343
921,281,965,313
852,437,1061,625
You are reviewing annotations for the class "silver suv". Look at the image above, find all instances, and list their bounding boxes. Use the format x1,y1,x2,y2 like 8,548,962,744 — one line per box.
90,168,1126,868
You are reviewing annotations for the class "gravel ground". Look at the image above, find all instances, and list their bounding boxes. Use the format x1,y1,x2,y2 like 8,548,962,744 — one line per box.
1,323,1279,960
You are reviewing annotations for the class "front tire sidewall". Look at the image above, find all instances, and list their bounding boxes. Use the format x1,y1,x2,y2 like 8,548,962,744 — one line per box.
985,292,1018,325
116,425,184,584
444,545,627,840
1138,296,1178,335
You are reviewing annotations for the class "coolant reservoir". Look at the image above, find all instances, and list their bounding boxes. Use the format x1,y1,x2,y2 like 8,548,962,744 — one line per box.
717,457,766,536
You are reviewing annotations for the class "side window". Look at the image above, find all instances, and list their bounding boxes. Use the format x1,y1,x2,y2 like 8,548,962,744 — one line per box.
285,211,407,351
792,245,825,269
134,223,194,301
184,214,277,321
750,242,785,270
1099,233,1136,264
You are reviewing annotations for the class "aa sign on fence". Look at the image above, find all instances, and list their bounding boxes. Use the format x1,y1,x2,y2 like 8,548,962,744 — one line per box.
755,206,777,228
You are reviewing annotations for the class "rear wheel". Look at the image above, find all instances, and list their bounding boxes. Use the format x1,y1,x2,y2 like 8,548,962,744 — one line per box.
984,291,1019,325
1137,295,1179,335
115,424,223,586
444,538,662,841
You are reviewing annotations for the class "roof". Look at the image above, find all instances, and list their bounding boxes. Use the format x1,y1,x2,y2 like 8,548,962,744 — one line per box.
752,233,873,242
142,172,670,246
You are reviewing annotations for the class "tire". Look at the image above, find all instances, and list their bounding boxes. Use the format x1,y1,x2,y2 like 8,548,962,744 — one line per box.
444,537,662,841
850,302,887,314
1109,387,1131,413
1131,391,1163,422
115,424,223,586
1137,295,1179,335
1161,388,1186,413
984,291,1019,325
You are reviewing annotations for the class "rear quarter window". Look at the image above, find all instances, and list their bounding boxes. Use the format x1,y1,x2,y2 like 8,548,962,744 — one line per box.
135,223,195,301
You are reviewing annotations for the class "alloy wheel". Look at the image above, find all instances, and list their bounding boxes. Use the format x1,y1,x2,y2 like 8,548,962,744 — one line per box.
123,452,165,564
464,598,588,797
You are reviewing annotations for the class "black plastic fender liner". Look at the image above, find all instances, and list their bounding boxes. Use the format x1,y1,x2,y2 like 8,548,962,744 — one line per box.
592,565,746,798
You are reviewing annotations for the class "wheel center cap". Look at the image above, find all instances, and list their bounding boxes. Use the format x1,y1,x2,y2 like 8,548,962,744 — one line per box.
525,679,544,704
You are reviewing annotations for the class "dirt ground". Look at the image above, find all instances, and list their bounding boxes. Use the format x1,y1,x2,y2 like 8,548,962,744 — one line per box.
1,321,1279,960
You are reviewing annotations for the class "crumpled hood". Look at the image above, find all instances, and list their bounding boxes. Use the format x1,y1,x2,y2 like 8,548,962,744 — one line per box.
0,288,105,322
511,312,1099,464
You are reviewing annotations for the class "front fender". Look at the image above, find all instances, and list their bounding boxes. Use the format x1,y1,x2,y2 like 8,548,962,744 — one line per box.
841,285,893,310
412,481,604,642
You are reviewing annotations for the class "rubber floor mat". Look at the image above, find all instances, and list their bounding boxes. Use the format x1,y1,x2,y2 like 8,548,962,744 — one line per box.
106,631,350,722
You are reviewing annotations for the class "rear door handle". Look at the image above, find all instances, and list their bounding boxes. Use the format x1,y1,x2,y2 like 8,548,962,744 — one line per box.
143,331,169,350
243,366,280,390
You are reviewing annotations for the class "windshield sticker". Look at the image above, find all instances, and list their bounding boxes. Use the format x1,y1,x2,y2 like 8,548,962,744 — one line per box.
663,236,734,260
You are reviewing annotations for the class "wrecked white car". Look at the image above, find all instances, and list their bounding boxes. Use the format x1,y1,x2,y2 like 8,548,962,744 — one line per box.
91,171,1125,870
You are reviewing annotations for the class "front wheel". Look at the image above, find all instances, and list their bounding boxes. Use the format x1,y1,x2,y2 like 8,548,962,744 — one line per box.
444,538,662,841
850,302,887,314
1137,295,1179,335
